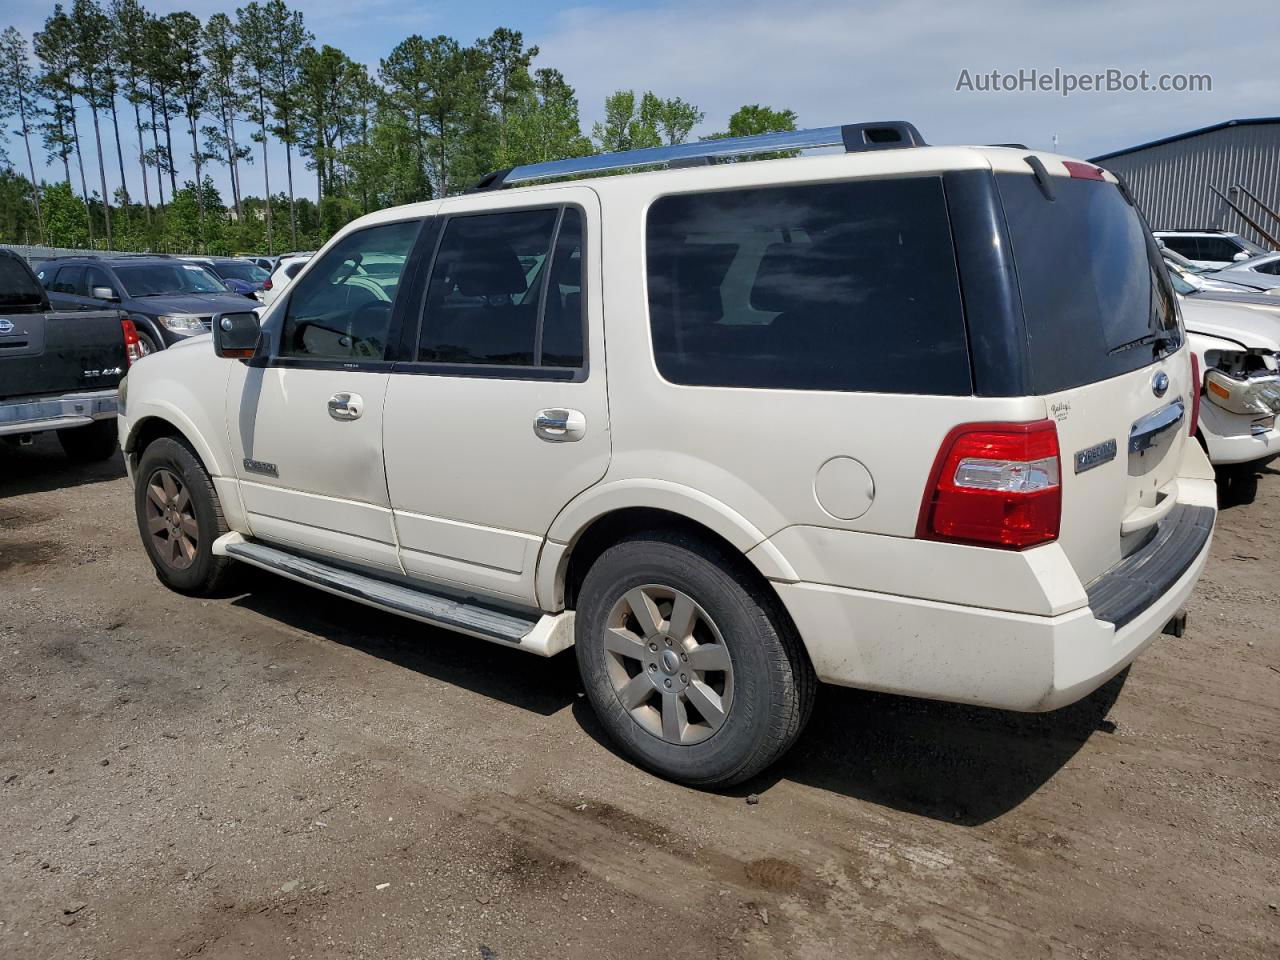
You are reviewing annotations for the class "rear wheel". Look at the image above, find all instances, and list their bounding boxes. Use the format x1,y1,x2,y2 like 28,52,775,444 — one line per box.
575,531,815,787
57,419,119,462
134,437,234,595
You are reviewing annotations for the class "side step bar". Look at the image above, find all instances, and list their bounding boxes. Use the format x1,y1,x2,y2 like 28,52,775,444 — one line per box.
213,533,574,657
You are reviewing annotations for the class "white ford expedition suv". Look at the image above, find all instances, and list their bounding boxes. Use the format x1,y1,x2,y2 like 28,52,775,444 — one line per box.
118,122,1217,786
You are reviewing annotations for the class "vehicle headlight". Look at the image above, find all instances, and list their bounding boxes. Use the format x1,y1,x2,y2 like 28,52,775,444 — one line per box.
158,314,207,334
1203,349,1280,416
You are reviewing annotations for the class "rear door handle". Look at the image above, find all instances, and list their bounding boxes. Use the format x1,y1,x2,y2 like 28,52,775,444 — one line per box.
328,392,364,421
534,408,586,442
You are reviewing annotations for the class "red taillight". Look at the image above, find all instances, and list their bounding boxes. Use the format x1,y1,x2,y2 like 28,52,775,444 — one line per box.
1188,352,1201,437
121,318,143,366
917,421,1062,550
1063,160,1106,181
262,277,273,290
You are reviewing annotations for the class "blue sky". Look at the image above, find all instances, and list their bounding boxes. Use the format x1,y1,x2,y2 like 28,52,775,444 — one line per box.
4,0,1278,203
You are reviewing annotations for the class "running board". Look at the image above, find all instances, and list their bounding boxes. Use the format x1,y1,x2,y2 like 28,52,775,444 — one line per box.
212,533,574,656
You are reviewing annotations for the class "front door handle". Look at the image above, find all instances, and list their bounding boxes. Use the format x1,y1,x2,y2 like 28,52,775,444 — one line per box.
328,392,364,421
534,408,586,442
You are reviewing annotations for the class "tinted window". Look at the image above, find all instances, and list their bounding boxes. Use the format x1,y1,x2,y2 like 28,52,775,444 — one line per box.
50,265,84,295
1255,258,1280,276
85,266,114,297
281,219,420,361
417,208,559,366
539,209,584,368
997,173,1180,394
1158,236,1198,259
1197,237,1241,262
646,178,970,393
0,255,46,306
114,262,225,296
212,260,268,282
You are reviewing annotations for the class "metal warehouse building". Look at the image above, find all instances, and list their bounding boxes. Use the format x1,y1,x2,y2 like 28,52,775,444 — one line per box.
1090,117,1280,248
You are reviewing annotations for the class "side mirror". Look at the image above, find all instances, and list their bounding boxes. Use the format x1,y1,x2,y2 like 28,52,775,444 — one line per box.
91,285,119,301
212,311,261,360
1233,251,1251,262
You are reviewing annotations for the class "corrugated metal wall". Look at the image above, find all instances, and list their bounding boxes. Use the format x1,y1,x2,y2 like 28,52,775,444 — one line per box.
1098,123,1280,248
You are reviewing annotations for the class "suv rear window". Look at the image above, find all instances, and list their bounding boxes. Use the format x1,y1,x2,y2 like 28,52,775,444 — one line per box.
645,177,971,394
997,173,1180,394
0,255,45,307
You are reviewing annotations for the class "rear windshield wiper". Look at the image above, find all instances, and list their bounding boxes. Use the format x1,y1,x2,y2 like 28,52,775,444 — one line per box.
1108,331,1176,356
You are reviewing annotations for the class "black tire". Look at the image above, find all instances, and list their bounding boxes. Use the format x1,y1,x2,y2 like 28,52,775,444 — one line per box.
135,329,159,356
1218,469,1258,508
134,436,234,595
575,530,815,788
57,419,119,462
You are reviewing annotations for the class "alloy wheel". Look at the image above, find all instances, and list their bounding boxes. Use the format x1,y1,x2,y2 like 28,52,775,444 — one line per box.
603,584,734,745
144,468,198,570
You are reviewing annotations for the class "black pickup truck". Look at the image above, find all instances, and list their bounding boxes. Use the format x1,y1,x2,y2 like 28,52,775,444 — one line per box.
0,248,137,462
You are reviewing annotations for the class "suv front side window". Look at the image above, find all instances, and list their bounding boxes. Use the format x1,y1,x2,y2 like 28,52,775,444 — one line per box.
280,219,421,361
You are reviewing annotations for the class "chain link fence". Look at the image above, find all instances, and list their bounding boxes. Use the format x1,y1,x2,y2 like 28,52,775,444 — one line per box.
3,243,198,263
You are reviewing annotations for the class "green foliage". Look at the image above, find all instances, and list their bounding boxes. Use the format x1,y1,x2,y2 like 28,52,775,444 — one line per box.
593,90,704,153
719,103,798,139
3,3,776,253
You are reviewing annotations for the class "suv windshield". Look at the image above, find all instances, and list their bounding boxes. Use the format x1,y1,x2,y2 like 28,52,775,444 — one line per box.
209,260,268,283
997,173,1181,393
114,262,227,297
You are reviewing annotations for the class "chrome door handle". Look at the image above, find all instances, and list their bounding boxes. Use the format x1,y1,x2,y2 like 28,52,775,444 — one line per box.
534,408,586,442
328,392,364,421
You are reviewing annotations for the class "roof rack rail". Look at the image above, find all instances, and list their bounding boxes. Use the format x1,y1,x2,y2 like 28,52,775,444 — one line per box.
469,120,926,191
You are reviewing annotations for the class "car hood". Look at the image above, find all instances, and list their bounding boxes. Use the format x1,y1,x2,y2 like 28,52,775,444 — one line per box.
127,292,255,315
1181,298,1280,351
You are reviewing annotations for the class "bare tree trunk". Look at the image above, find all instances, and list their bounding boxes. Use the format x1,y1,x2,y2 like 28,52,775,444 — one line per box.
159,85,177,197
188,111,205,245
257,85,272,254
284,124,297,248
16,96,45,243
108,96,130,209
148,81,165,208
69,111,95,246
86,82,113,248
132,96,152,225
224,101,242,220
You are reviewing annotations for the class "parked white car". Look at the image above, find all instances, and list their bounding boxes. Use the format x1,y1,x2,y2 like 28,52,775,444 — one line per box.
117,124,1217,786
1154,230,1272,269
1180,297,1280,504
260,253,313,308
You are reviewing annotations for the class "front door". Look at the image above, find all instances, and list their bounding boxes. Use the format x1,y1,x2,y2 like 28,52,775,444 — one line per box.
382,190,610,606
227,217,425,572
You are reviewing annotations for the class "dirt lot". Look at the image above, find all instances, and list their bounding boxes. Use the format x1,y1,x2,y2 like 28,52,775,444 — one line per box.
1,437,1277,960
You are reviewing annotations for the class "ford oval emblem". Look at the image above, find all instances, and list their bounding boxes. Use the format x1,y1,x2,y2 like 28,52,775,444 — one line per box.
1152,371,1170,398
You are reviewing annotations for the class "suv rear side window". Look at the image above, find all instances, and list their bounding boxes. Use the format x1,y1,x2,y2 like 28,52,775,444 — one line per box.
50,265,84,295
281,219,421,361
417,207,584,369
997,173,1179,394
645,177,970,394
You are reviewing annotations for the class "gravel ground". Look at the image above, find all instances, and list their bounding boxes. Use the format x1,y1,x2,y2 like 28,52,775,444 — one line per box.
1,437,1277,959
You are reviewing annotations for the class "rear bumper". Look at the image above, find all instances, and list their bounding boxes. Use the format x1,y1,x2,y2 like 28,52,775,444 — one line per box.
777,497,1216,713
1200,404,1279,466
0,389,117,437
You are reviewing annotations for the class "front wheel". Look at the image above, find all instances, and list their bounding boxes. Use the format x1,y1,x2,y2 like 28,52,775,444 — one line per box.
575,531,815,787
134,437,234,595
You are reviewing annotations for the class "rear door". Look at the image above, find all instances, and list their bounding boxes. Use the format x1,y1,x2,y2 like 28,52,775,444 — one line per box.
381,189,610,607
997,165,1192,582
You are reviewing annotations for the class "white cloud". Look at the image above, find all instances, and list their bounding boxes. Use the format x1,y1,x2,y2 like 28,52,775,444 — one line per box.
539,0,1280,157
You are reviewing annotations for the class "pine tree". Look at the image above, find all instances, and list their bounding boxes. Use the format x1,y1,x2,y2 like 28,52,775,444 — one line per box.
0,27,47,242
